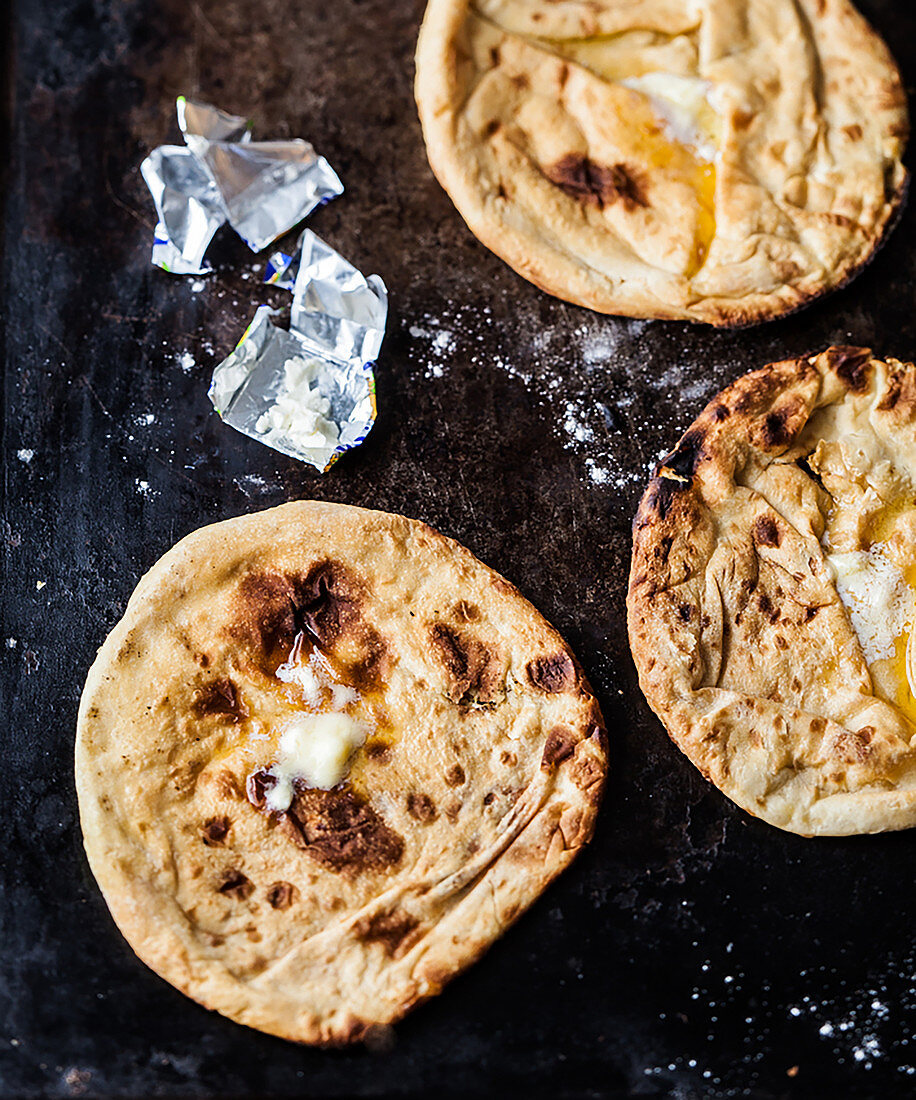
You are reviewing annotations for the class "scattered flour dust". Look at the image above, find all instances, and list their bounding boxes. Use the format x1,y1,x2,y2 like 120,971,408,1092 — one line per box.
176,350,196,373
585,459,611,485
235,473,273,497
806,992,895,1071
136,479,157,499
17,449,34,463
408,320,457,379
404,303,720,491
639,941,916,1090
563,397,595,445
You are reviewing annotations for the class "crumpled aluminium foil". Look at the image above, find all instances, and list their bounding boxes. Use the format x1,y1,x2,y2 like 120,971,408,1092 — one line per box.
141,146,226,275
141,97,343,274
209,231,386,472
177,98,251,146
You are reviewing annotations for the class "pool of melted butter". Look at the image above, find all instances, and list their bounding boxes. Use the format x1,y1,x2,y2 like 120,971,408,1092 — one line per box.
204,633,388,791
844,503,916,728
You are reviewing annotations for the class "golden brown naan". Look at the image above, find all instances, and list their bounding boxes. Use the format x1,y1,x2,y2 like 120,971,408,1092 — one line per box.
628,347,916,835
76,502,607,1044
415,0,908,325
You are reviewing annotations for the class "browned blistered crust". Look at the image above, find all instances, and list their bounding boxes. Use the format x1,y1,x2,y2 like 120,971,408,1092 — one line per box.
415,0,908,326
76,502,607,1046
628,346,916,835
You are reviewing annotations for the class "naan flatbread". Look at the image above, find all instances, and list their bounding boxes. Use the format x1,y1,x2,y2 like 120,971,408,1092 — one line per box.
415,0,907,325
77,502,607,1043
629,347,916,835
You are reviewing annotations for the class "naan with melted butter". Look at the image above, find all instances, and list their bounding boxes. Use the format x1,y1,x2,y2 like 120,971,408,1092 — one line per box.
629,347,916,834
415,0,907,325
77,502,606,1044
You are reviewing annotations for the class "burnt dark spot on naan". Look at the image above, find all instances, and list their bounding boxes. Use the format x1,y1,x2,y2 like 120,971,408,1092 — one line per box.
826,345,872,393
233,562,388,687
545,154,647,211
406,793,438,823
354,910,420,956
753,515,782,548
428,622,502,705
285,788,404,873
541,727,577,769
266,881,297,910
526,652,576,694
246,774,404,875
445,763,466,787
233,571,301,663
201,815,231,846
193,678,248,723
217,870,254,901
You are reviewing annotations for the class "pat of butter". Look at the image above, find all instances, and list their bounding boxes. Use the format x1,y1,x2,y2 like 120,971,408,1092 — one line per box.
254,355,339,453
826,546,915,664
265,712,368,811
276,653,323,708
275,639,360,712
621,73,717,161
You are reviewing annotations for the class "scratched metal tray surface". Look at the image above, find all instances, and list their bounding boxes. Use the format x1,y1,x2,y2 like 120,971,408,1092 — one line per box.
5,0,916,1097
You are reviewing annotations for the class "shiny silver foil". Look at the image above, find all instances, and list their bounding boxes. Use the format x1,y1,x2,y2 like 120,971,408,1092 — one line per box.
200,140,343,252
141,98,343,273
177,97,251,146
141,146,225,275
209,232,386,472
291,230,387,366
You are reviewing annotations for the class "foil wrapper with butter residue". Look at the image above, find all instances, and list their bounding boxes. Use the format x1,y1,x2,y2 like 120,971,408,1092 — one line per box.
141,97,343,274
209,230,386,472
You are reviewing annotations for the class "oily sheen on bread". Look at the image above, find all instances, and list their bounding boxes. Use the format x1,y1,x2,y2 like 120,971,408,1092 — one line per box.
628,347,916,836
76,502,607,1044
415,0,908,326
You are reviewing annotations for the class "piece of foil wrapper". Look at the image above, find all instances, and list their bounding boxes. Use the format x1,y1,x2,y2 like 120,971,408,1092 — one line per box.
141,97,343,274
178,97,251,146
141,146,225,275
201,140,343,253
208,231,387,472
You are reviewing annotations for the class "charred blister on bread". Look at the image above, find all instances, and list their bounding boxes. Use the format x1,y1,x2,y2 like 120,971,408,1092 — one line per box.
526,652,577,694
217,870,254,901
192,678,248,723
247,773,405,876
541,727,577,769
201,816,231,846
353,910,421,957
544,155,647,211
233,562,390,690
428,621,504,706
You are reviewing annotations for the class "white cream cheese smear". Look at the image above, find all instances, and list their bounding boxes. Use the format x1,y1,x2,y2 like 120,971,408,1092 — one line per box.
621,73,717,161
254,355,339,454
264,712,369,811
826,545,915,664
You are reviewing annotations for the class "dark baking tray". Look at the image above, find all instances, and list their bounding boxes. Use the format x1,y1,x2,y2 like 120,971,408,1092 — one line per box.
4,0,916,1096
